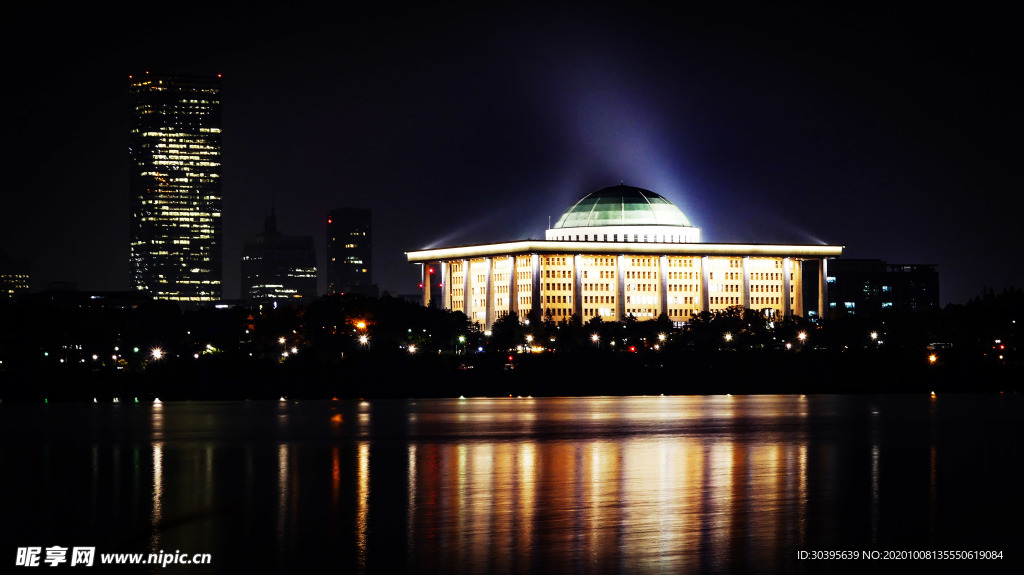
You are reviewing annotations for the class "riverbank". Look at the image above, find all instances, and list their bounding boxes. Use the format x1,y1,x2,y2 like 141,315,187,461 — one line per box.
1,349,1019,402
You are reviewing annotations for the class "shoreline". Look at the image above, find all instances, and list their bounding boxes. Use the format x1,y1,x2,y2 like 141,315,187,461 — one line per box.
2,351,1019,402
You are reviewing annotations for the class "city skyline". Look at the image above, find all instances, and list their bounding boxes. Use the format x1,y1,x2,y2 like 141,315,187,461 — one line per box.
1,5,1020,305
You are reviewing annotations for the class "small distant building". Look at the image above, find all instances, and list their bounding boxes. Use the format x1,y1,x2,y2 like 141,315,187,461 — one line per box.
826,259,939,316
18,285,154,310
326,208,377,296
0,249,30,300
241,209,317,303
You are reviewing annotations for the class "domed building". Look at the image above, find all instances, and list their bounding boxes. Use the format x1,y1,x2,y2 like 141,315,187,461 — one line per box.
546,185,700,243
407,184,842,328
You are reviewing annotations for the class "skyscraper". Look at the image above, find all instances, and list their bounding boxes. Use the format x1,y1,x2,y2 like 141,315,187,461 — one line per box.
242,208,317,303
0,247,30,300
129,72,222,302
326,208,374,295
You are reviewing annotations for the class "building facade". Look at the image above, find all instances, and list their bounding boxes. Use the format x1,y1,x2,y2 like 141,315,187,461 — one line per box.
408,185,843,329
129,72,223,302
241,209,317,303
827,259,939,316
326,208,374,295
0,248,30,300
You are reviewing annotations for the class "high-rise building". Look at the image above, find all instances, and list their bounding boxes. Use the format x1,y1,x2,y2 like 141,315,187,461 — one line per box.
129,72,222,302
241,208,317,303
826,259,939,317
0,248,30,300
326,208,374,295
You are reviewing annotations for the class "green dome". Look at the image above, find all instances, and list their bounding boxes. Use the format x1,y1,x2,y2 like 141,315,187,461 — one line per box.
552,185,692,229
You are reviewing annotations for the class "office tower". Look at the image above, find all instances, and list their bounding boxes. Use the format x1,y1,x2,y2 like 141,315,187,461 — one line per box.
129,72,222,302
241,208,317,302
0,248,30,300
326,208,374,295
826,259,939,317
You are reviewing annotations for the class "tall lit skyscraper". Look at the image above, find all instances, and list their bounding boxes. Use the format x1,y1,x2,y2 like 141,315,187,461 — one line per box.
0,247,30,300
129,72,222,302
326,208,374,295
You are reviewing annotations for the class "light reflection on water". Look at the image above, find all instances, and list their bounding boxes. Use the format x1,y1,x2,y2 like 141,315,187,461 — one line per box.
1,395,1021,574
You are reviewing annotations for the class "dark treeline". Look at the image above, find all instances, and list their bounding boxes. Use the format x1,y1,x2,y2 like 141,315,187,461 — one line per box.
0,288,1020,401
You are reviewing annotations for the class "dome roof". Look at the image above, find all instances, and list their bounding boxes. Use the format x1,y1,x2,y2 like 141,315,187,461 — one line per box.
552,185,693,229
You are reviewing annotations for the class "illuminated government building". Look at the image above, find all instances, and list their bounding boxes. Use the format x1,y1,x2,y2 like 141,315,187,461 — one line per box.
129,72,223,302
408,185,842,328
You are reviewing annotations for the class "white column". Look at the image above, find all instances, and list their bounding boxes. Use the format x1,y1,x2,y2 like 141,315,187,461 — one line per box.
742,256,751,310
782,258,792,317
659,255,668,317
484,257,493,329
701,256,711,313
573,254,583,318
616,255,626,320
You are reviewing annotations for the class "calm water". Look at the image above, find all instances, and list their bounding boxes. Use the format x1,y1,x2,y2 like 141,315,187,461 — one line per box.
1,395,1021,573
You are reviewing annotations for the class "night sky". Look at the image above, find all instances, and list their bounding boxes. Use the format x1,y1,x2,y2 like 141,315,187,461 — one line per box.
2,5,1019,305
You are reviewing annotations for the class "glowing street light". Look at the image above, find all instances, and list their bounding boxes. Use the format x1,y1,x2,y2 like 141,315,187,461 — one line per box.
359,335,369,346
870,331,878,340
526,335,533,343
797,332,807,342
591,334,600,343
724,333,733,342
151,348,164,360
408,345,417,354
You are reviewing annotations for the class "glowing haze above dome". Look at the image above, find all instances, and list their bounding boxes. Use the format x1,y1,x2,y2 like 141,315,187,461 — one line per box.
552,185,693,229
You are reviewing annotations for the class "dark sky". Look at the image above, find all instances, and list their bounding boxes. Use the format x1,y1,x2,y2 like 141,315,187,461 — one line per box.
2,5,1020,305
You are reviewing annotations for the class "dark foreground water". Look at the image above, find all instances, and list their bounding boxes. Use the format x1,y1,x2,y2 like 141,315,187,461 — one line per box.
1,395,1021,573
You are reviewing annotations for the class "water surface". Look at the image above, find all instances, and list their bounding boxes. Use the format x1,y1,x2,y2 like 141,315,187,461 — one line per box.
1,395,1020,573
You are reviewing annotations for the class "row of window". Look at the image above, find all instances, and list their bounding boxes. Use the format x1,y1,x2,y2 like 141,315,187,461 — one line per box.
545,269,572,278
625,271,656,279
554,232,692,243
